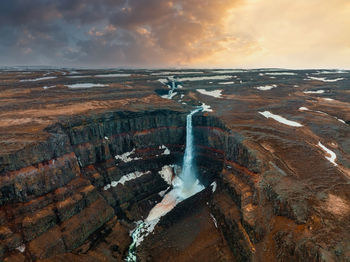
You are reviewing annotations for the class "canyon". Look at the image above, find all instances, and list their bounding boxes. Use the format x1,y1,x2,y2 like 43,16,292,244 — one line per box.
0,69,350,261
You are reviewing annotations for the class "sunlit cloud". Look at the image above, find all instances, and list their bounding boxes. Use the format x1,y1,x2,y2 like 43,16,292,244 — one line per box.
0,0,349,68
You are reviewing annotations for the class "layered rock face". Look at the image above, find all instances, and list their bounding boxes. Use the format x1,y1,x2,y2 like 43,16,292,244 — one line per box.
0,110,188,261
1,68,350,261
193,115,350,262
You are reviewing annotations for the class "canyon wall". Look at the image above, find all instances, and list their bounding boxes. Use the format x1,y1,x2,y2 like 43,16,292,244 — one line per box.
0,110,187,261
193,115,348,262
1,109,348,261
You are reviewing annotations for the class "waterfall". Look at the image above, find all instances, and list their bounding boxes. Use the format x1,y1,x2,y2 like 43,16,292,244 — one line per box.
178,107,202,194
125,107,204,262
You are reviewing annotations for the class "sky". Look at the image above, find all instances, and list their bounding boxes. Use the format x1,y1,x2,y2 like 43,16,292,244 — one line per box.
0,0,349,69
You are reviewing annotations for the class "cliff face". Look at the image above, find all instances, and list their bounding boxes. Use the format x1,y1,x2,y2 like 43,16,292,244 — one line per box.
1,110,349,262
193,115,350,262
0,110,188,261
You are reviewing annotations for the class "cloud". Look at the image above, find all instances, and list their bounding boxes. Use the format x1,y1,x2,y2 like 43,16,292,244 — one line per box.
0,0,240,67
0,0,349,68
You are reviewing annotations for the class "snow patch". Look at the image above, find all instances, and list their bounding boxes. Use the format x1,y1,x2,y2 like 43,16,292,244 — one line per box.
337,118,346,124
313,70,348,75
318,142,337,166
201,103,213,112
67,83,106,89
299,107,310,111
197,89,223,98
307,76,344,82
264,72,296,76
16,244,26,253
43,85,55,90
259,111,303,127
158,165,173,185
159,145,170,155
210,213,218,228
211,181,217,192
323,98,335,101
218,81,234,85
303,90,325,94
115,148,141,163
255,84,277,91
66,75,89,79
94,73,131,77
104,171,151,190
20,76,57,82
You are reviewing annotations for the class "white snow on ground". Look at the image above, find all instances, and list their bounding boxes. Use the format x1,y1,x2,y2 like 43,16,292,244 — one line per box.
259,111,303,127
94,73,131,77
158,75,232,83
210,213,218,228
211,181,217,192
16,244,26,253
264,72,296,75
218,81,234,85
318,142,337,166
43,85,55,90
307,76,345,82
66,75,90,78
104,171,151,190
313,70,348,74
323,98,335,101
151,71,202,75
158,165,173,185
201,103,213,112
337,118,346,124
303,90,325,94
159,145,170,155
158,78,169,85
115,148,141,163
255,84,277,91
67,83,106,89
299,107,346,124
20,76,57,82
197,89,223,98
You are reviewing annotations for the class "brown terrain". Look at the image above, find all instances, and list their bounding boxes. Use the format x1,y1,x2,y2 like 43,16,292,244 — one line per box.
0,68,349,261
